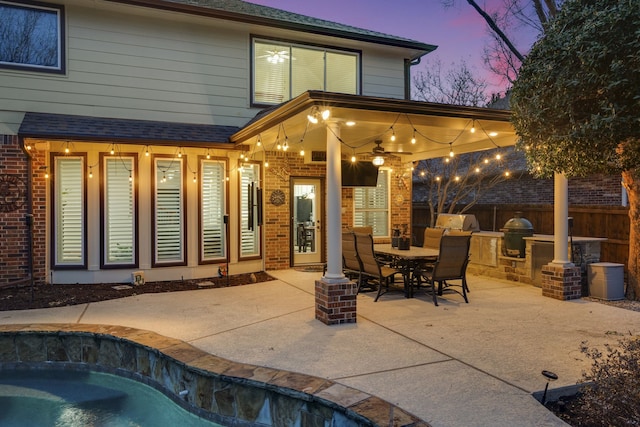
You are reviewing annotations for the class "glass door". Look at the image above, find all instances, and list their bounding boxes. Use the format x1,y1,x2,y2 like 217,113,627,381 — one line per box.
292,178,322,266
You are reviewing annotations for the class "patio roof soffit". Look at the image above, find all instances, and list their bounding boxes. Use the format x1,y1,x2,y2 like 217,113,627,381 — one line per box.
232,91,518,162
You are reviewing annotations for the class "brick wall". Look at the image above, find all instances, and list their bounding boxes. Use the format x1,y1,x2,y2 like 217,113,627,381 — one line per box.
475,173,622,205
0,136,46,286
414,173,622,207
262,151,411,270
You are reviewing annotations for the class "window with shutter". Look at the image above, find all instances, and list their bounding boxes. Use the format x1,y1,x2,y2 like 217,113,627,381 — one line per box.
153,157,185,266
253,38,359,105
239,163,260,259
102,155,136,267
200,159,226,262
354,169,389,237
53,155,85,267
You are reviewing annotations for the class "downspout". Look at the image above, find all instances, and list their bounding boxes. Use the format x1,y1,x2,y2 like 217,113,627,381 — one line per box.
404,57,421,100
19,136,35,300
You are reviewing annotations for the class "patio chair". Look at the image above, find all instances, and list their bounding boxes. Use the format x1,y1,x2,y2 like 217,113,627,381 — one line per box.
415,234,472,306
422,227,445,249
355,233,400,302
342,231,365,291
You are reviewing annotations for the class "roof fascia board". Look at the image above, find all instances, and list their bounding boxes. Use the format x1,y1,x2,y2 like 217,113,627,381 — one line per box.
106,0,436,56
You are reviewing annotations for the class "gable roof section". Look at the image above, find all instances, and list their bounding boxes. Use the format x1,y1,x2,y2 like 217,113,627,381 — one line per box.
108,0,437,56
19,112,239,146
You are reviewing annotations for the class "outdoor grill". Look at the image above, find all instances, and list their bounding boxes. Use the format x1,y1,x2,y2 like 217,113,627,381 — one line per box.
435,214,480,232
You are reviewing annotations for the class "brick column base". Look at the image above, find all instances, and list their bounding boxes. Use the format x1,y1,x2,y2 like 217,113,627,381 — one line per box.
315,279,357,325
541,263,582,300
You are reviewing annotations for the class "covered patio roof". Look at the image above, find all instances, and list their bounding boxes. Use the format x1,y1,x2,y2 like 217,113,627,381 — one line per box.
232,91,518,163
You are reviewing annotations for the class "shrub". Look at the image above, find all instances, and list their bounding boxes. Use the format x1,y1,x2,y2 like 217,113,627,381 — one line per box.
576,337,640,426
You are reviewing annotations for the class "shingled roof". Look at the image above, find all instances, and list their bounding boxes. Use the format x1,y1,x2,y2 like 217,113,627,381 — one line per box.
19,112,239,145
111,0,436,55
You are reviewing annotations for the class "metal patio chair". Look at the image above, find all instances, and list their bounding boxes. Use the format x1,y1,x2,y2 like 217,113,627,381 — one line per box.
355,233,400,302
415,233,472,306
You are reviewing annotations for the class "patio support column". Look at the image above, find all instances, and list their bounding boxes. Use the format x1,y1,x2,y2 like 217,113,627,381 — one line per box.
315,119,356,325
323,120,347,282
541,172,581,300
552,172,570,265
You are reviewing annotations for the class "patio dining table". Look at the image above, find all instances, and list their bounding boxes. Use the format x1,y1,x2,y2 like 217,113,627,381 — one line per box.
374,244,439,298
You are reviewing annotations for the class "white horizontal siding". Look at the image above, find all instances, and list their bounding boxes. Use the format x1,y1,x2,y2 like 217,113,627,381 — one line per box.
0,2,256,126
361,52,407,99
0,1,418,128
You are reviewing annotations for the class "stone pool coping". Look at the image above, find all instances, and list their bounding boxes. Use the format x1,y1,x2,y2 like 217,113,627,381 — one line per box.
0,324,429,427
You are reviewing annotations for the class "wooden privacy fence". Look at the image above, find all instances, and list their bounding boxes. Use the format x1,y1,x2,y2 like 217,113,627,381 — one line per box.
412,204,630,268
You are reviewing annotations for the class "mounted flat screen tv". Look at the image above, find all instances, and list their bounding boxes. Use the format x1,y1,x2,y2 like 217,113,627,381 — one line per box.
341,161,379,187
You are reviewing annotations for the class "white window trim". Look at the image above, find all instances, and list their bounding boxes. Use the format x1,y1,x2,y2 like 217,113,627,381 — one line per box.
353,168,391,238
101,153,137,268
52,154,86,268
251,36,360,105
0,0,66,73
200,157,227,263
152,156,186,267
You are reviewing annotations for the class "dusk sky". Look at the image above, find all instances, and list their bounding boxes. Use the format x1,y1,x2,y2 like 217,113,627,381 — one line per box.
249,0,540,97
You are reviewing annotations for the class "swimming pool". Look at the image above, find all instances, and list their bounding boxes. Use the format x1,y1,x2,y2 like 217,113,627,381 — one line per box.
0,368,221,427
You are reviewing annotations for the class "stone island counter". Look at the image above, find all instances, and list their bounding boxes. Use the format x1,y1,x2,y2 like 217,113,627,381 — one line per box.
467,232,606,287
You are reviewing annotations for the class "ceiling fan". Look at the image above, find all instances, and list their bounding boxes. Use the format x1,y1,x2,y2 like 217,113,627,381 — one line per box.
361,140,412,157
359,140,412,166
258,49,292,63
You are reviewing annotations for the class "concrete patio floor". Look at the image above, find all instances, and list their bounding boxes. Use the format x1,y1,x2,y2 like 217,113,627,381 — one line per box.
2,270,640,426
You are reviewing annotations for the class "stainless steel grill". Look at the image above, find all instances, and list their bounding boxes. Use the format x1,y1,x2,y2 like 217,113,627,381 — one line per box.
435,214,480,231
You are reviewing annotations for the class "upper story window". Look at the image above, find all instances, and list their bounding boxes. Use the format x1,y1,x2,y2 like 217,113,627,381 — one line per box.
252,38,359,105
0,0,65,73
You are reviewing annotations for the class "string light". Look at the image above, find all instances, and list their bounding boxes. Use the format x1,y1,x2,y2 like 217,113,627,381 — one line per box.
504,171,511,177
299,149,304,156
26,144,32,151
193,173,197,183
110,144,115,155
64,142,70,154
495,153,502,160
145,146,150,157
411,129,416,144
264,161,269,168
390,128,396,142
470,120,476,133
177,148,182,158
206,149,211,160
89,166,93,179
256,135,262,146
351,155,357,163
449,143,454,158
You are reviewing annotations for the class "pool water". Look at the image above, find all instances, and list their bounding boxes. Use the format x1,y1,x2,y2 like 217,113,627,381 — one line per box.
0,369,222,427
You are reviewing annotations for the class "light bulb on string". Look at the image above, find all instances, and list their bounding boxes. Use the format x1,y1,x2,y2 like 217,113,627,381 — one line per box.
89,167,93,179
64,142,70,154
206,149,210,160
110,144,115,155
299,149,304,156
145,146,150,157
193,173,197,183
390,128,396,142
449,143,454,158
495,153,502,160
470,120,476,133
264,161,269,168
129,173,132,182
351,155,356,163
411,129,416,144
256,135,262,146
504,171,511,177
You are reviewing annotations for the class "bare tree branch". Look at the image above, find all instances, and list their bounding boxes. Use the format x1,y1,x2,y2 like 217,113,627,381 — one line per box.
465,0,524,62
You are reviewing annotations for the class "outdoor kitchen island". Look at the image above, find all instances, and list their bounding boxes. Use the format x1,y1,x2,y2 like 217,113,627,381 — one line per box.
466,231,606,287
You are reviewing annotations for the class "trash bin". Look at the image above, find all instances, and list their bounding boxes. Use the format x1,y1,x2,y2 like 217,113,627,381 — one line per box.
501,212,534,258
588,263,624,300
